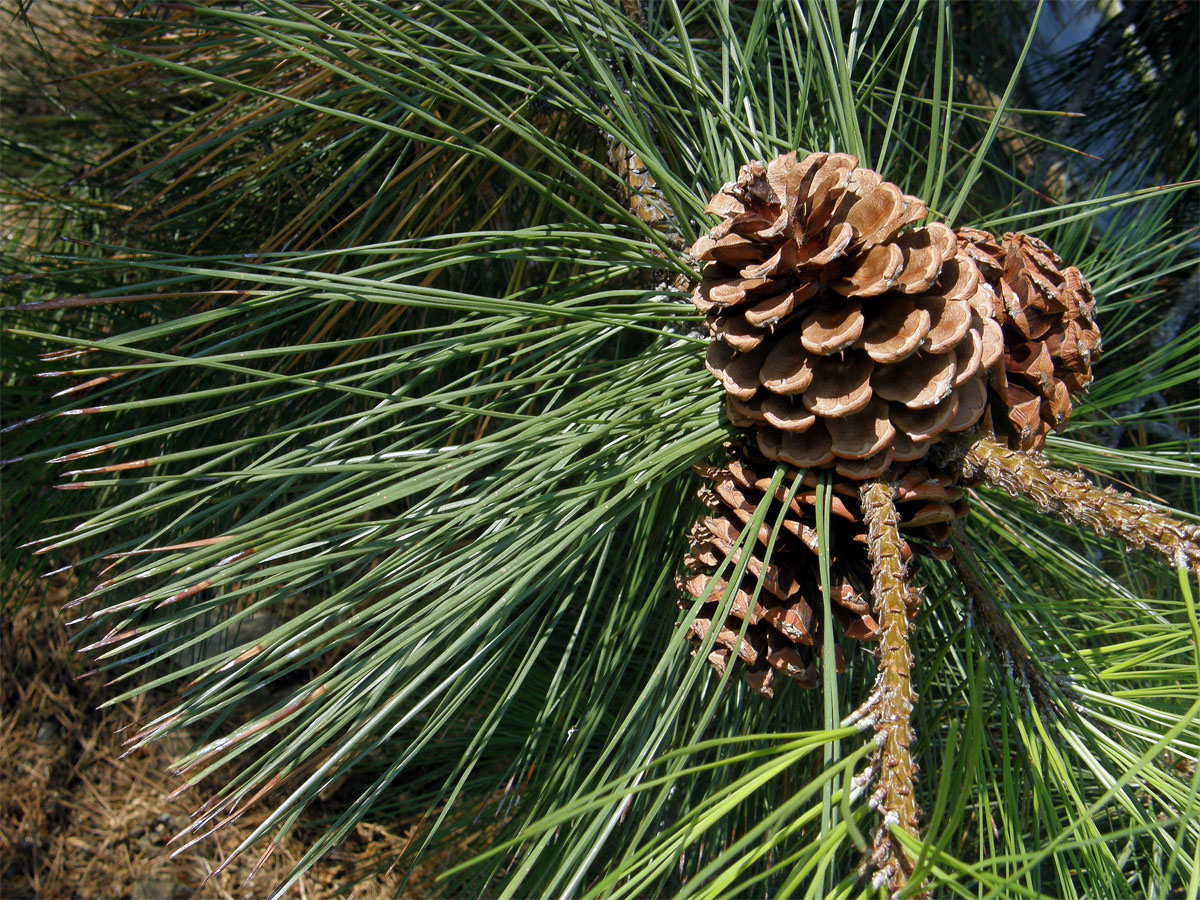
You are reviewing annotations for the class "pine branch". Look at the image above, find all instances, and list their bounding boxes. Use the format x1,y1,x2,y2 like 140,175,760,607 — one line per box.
949,523,1074,717
953,434,1200,571
856,480,923,897
1101,269,1198,448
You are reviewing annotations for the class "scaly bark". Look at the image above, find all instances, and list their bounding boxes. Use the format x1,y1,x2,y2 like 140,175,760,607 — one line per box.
955,435,1200,572
858,480,923,896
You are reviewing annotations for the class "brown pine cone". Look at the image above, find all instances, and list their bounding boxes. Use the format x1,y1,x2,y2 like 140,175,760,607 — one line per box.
958,229,1102,450
693,152,1000,479
955,226,1004,284
677,444,967,697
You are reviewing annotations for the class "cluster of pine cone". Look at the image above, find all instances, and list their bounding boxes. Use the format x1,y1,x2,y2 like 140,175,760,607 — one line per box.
678,151,1101,696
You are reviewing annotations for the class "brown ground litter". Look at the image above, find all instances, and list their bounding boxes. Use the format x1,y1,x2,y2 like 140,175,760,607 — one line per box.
1,571,449,900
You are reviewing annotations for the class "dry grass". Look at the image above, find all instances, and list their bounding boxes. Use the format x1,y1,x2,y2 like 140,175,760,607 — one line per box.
0,571,453,900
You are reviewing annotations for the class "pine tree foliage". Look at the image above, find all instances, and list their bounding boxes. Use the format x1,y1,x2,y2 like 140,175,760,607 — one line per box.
4,1,1198,897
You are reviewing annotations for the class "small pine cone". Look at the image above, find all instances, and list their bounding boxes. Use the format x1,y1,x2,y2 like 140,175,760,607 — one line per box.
693,152,998,479
958,229,1102,451
609,140,684,248
677,444,967,696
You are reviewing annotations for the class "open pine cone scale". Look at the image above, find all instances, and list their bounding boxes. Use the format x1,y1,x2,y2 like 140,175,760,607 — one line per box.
668,148,1196,897
681,150,1126,699
677,444,966,699
693,152,1005,481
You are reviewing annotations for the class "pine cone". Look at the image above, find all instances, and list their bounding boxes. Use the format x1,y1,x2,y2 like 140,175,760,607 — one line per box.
693,152,1000,479
677,444,966,697
955,226,1004,284
958,229,1101,451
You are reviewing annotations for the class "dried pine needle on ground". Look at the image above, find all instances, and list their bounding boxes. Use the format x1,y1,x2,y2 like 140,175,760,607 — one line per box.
0,576,449,900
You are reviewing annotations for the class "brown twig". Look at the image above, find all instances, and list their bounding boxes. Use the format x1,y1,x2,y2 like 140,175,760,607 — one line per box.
856,480,923,897
953,435,1200,572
